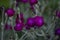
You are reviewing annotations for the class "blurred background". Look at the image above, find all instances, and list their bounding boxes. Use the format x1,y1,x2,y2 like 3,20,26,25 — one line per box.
0,0,60,40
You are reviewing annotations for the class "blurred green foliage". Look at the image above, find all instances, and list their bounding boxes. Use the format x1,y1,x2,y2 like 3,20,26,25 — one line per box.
0,0,9,8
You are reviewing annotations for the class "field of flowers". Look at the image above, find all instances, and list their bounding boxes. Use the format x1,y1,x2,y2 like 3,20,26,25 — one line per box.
0,0,60,40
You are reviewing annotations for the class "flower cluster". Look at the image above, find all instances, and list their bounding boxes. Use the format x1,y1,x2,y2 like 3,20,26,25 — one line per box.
2,0,60,40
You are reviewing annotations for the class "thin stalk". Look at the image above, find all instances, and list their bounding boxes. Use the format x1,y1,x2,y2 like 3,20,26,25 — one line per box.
49,13,56,40
35,31,43,36
12,1,18,40
19,31,28,40
5,13,8,23
1,7,5,40
9,0,18,40
34,5,38,16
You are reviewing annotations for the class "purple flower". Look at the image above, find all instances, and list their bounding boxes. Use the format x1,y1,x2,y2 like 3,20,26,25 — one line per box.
14,22,24,31
34,16,44,27
55,28,60,35
4,23,12,30
26,17,35,27
56,10,60,18
5,8,15,17
19,12,24,23
29,0,38,5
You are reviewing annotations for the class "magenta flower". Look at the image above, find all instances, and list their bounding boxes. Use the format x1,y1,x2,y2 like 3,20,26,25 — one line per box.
5,8,15,17
56,10,60,18
29,0,38,5
55,28,60,35
34,16,44,27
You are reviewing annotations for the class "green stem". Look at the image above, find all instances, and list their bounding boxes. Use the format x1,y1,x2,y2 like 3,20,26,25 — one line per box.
9,0,18,40
1,7,5,40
